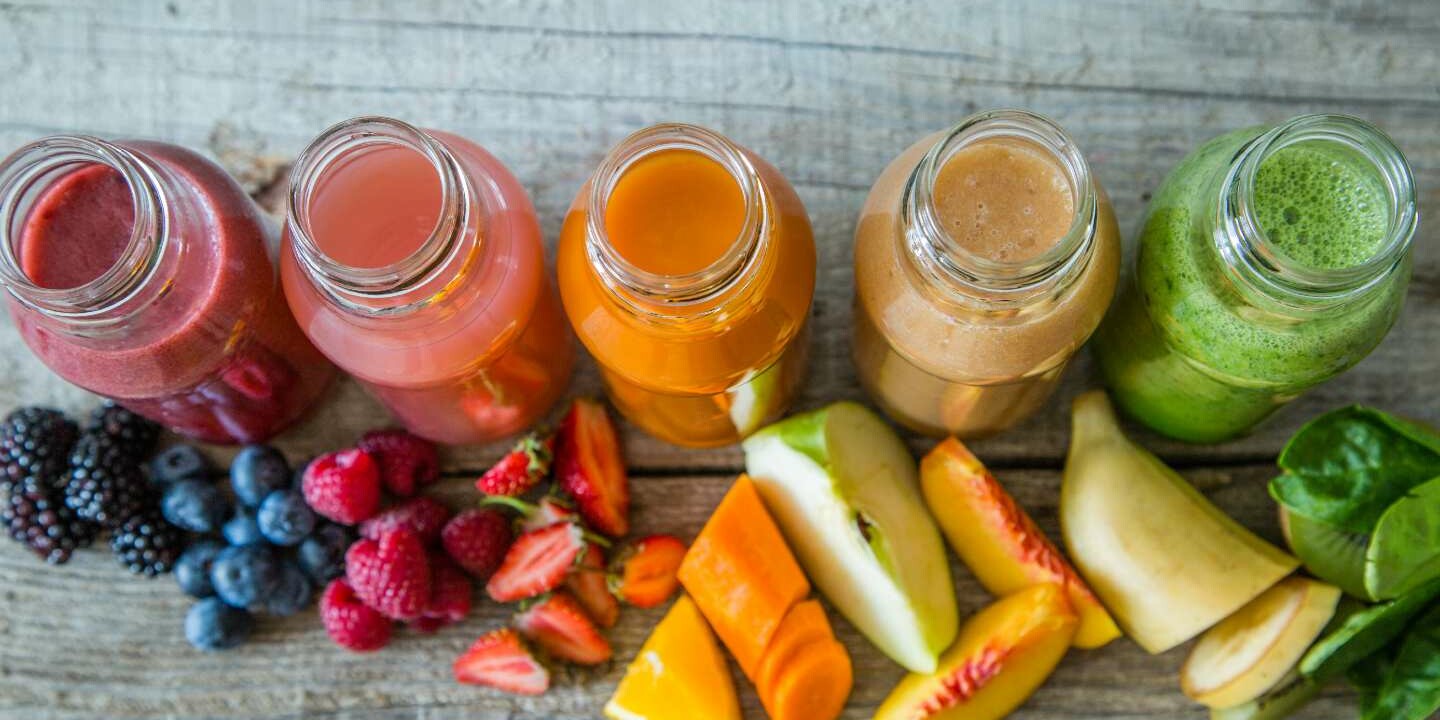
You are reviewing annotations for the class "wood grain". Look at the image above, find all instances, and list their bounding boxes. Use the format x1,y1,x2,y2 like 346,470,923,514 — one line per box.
0,0,1435,717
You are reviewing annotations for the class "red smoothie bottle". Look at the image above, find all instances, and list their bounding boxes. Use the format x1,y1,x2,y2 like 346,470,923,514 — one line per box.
0,135,335,443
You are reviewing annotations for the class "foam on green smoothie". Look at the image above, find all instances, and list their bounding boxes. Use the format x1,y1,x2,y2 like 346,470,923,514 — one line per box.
1252,142,1390,270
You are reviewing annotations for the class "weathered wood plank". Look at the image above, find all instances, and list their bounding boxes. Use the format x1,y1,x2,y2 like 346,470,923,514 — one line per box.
0,467,1356,719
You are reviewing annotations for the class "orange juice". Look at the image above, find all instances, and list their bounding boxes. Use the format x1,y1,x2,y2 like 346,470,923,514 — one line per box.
558,124,815,447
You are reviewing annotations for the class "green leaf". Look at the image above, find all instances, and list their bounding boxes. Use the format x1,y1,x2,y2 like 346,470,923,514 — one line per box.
1270,406,1440,534
1349,646,1396,716
1301,578,1440,681
1363,604,1440,720
1366,476,1440,599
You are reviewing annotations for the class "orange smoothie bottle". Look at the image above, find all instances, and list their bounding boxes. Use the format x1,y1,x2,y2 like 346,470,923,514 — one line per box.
558,124,815,447
281,117,573,444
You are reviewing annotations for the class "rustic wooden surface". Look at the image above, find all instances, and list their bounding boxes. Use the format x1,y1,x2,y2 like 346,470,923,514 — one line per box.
1,1,1437,718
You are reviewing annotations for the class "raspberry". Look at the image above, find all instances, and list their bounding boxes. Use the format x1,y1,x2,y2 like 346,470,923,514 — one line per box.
441,508,514,580
345,528,431,621
320,578,392,652
413,553,472,633
357,429,439,497
302,449,382,525
358,497,451,545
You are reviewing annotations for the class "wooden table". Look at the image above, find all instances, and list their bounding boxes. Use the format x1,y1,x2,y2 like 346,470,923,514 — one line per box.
1,2,1436,718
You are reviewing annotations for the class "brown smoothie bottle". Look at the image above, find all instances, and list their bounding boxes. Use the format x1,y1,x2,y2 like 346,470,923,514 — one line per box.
853,110,1119,438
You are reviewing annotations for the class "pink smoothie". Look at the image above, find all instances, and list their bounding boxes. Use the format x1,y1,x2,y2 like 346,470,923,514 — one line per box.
9,142,334,443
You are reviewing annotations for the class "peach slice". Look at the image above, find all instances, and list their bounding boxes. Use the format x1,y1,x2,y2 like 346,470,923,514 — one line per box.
876,583,1078,720
921,437,1121,649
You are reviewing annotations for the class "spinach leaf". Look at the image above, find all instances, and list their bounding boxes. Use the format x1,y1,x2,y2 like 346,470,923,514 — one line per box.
1364,604,1440,720
1366,476,1440,600
1271,406,1440,534
1301,578,1440,681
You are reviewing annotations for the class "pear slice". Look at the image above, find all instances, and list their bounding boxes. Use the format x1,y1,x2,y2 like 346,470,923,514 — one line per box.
1209,671,1320,720
1182,577,1342,709
1061,391,1299,653
743,401,958,673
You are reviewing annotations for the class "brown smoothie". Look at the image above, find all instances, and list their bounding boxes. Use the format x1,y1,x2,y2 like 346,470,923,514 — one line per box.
853,126,1119,438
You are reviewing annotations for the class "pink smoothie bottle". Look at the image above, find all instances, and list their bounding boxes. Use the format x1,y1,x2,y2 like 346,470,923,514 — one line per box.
280,117,574,444
0,136,336,443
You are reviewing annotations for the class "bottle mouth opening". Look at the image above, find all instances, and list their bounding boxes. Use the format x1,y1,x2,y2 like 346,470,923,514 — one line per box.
0,135,166,319
1222,114,1418,299
584,123,767,307
286,116,468,301
906,109,1098,298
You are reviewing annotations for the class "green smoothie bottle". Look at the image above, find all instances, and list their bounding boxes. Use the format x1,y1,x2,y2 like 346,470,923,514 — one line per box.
1093,114,1418,443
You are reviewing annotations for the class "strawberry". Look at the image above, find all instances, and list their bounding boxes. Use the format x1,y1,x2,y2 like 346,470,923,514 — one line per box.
441,508,514,580
555,399,629,537
611,534,687,608
345,528,432,621
486,522,587,603
320,578,392,652
476,432,553,497
357,428,439,497
514,591,613,665
565,542,619,628
358,496,452,545
481,494,579,533
453,627,550,695
302,448,382,525
413,553,473,634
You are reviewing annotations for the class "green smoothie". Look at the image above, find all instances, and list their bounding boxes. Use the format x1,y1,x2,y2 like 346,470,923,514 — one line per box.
1093,122,1411,443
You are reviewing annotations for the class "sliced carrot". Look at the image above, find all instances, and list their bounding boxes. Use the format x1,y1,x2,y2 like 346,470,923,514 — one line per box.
756,600,836,698
763,638,853,720
678,475,811,677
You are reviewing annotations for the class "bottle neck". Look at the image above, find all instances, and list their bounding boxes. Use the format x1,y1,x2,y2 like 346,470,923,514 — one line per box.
1213,114,1417,312
901,109,1099,313
285,116,475,318
0,135,172,327
584,123,769,327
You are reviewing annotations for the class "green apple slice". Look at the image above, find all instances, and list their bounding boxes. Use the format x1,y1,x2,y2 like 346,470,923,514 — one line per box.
742,401,958,673
726,362,782,438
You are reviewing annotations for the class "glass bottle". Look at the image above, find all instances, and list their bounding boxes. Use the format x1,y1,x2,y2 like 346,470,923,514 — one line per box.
282,117,573,445
0,135,335,443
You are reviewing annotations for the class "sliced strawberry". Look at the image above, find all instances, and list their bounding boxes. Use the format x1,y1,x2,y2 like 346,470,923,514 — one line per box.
611,534,687,609
476,432,553,497
555,399,629,537
453,628,550,695
481,494,579,533
565,542,619,628
486,522,587,603
514,591,613,665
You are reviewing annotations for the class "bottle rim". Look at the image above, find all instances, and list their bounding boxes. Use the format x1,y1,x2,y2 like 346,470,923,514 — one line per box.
285,116,472,313
0,135,167,320
1218,113,1418,304
583,122,769,317
903,108,1099,306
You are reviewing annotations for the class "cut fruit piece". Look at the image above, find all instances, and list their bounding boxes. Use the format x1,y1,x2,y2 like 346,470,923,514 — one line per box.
756,600,839,703
556,398,630,537
743,402,958,673
1061,391,1300,653
876,583,1078,720
1279,506,1372,600
677,475,812,678
604,594,741,720
921,437,1120,650
764,639,852,720
1209,671,1321,720
1182,577,1342,709
725,362,783,438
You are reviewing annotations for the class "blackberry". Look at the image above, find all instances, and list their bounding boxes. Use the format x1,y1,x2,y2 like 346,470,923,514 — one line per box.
83,402,161,461
3,475,98,564
0,406,78,494
63,432,152,528
111,508,186,576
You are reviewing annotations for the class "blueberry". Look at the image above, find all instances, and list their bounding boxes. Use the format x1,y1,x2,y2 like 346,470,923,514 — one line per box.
230,445,291,507
256,489,315,546
222,509,266,547
210,544,282,611
162,479,228,533
174,539,225,598
297,522,352,584
184,597,253,651
151,445,211,486
291,457,314,488
265,560,315,616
